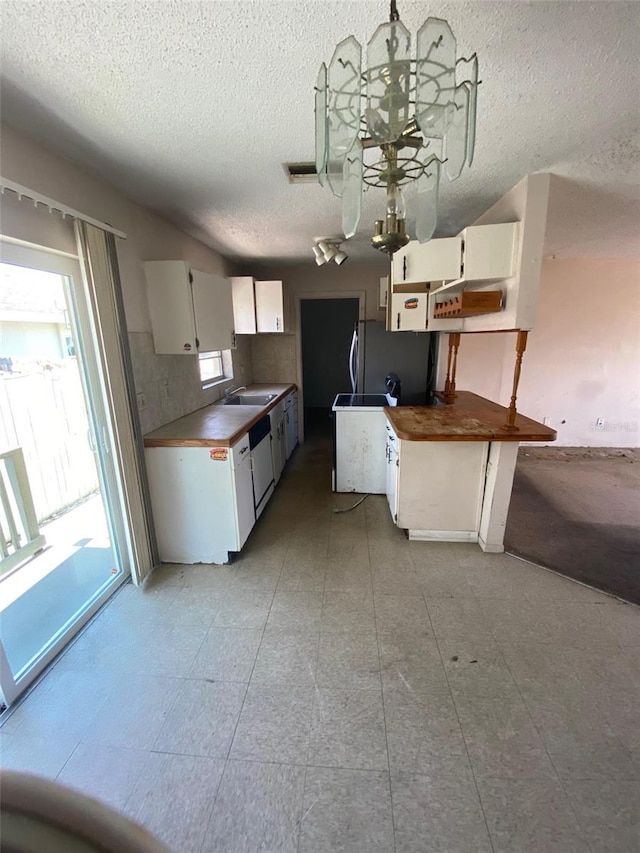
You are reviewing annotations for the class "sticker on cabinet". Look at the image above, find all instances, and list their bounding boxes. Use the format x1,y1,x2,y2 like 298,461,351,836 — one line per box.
404,298,419,309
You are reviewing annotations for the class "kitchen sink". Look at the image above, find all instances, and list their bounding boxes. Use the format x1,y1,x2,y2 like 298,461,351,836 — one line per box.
224,394,277,406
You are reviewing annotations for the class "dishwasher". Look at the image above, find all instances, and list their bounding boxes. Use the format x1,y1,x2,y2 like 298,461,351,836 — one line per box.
249,415,275,519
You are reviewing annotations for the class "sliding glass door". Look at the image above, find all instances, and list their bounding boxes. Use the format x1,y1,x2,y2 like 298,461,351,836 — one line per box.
0,241,130,707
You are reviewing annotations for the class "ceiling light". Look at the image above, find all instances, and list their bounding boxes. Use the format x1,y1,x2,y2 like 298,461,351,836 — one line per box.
312,244,326,265
314,0,479,254
313,239,347,266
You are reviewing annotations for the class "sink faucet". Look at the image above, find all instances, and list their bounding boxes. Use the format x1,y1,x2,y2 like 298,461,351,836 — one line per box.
224,385,247,398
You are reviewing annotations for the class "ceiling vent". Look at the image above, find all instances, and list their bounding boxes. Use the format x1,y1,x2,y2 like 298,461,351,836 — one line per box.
284,162,317,184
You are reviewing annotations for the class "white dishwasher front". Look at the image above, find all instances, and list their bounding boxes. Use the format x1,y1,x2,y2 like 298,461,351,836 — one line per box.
249,415,275,518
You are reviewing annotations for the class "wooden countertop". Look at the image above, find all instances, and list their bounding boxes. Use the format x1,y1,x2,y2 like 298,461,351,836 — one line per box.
384,391,557,442
143,384,296,448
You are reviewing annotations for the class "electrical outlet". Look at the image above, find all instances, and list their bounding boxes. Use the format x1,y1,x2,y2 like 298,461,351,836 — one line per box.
136,392,146,409
596,417,605,430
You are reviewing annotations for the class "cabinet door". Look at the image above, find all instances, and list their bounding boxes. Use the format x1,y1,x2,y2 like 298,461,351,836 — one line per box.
461,223,518,282
191,270,235,351
390,292,428,332
231,276,257,334
385,438,399,523
391,237,462,285
144,261,197,354
379,275,388,310
232,454,255,550
255,280,284,333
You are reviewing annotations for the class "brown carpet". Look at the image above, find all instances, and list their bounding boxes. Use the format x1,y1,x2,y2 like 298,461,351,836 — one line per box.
505,447,640,604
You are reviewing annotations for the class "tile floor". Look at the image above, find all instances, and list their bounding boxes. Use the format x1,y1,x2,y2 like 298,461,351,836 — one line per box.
1,434,639,852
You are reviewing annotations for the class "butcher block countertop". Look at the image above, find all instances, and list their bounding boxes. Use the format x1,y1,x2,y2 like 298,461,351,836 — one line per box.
384,391,557,442
143,384,296,448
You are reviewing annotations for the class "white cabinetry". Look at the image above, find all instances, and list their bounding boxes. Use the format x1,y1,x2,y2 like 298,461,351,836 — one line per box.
391,237,461,285
385,423,399,523
269,400,286,484
255,280,285,333
284,391,299,459
144,433,255,564
231,277,285,334
385,419,489,541
231,276,257,334
379,276,388,310
457,223,518,284
390,291,428,331
144,261,235,354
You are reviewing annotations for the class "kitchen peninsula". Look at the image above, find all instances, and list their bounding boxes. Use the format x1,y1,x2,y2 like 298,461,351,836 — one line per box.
384,392,556,552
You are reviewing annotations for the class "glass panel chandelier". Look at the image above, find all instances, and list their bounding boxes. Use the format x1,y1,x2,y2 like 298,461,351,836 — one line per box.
315,0,479,255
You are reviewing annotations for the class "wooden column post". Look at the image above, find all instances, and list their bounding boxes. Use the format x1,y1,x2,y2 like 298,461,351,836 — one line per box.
503,330,528,430
442,333,461,404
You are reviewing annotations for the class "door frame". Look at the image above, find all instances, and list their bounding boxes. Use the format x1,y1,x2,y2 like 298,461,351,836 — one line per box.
0,240,130,706
294,291,365,443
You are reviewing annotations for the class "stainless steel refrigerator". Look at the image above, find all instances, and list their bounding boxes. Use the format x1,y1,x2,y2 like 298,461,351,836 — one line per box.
349,320,434,405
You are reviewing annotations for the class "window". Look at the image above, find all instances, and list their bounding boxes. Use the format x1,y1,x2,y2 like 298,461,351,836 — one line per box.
199,351,224,385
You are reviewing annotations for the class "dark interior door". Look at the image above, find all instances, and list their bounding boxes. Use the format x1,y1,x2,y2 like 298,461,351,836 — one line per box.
301,297,359,431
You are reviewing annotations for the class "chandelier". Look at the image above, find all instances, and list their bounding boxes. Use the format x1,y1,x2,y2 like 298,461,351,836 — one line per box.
314,0,479,254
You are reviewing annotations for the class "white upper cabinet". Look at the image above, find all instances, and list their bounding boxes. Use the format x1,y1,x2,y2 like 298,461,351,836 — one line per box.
231,276,257,334
458,223,518,283
391,237,462,285
231,278,285,334
144,261,235,354
390,291,428,332
255,280,284,333
191,269,235,352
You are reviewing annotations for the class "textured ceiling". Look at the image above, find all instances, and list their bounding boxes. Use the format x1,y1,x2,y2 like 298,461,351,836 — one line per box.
1,1,639,261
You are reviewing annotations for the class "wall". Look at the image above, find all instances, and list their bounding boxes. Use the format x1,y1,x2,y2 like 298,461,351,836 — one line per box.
239,260,387,422
0,124,252,433
450,258,640,447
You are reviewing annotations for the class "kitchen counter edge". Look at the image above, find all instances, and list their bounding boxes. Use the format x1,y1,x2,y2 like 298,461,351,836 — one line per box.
143,384,296,448
384,391,557,442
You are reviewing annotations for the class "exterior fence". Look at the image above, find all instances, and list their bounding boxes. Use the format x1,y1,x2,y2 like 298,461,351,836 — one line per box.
0,362,100,524
0,447,46,576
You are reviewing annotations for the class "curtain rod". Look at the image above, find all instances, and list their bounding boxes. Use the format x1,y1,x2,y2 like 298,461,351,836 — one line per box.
0,176,127,239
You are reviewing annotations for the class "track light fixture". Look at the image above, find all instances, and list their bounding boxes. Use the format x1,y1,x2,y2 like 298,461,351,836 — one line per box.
312,239,348,266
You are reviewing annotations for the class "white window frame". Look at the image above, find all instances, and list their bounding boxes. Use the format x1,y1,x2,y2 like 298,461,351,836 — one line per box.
199,350,225,387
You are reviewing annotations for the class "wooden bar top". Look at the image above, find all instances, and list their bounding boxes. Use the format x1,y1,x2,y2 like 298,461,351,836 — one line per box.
143,384,296,448
384,391,557,442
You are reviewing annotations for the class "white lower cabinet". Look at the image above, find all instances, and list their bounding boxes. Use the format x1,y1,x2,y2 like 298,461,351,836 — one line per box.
145,434,256,565
385,425,399,523
386,418,489,542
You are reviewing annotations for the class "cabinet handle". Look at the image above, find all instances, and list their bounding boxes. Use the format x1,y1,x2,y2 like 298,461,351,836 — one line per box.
397,312,400,331
276,317,280,331
240,446,248,455
403,255,407,281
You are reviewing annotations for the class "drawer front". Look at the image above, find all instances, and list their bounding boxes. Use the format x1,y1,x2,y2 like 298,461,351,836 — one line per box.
231,433,250,465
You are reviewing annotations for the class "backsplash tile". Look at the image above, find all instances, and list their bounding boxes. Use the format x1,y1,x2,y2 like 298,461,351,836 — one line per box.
129,332,253,434
249,334,297,385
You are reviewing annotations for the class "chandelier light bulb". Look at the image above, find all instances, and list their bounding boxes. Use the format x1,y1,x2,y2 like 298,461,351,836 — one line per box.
386,185,406,220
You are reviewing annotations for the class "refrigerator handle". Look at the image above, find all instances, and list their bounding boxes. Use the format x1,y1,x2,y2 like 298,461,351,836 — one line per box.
349,327,358,394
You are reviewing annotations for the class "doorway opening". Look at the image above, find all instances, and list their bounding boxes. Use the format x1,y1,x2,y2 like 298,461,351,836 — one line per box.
0,247,129,706
300,298,360,438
